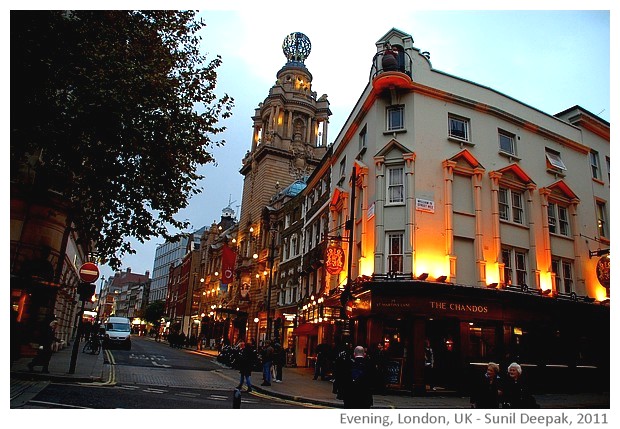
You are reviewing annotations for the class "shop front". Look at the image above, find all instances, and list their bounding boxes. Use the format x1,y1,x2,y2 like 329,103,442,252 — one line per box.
346,281,609,395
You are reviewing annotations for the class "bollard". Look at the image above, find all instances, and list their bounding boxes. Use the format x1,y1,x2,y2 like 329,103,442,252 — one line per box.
232,388,241,408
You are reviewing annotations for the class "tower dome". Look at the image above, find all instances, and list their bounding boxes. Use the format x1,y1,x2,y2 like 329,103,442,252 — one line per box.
282,32,311,66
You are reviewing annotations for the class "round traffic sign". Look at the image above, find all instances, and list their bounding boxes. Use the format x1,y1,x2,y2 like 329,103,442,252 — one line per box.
79,262,99,283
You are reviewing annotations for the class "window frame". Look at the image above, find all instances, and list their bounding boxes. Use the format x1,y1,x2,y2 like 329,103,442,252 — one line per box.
386,105,404,132
552,258,574,294
502,246,529,287
590,150,601,180
386,232,404,273
386,166,405,205
498,187,526,225
498,129,516,155
448,114,470,142
596,200,608,239
545,148,567,172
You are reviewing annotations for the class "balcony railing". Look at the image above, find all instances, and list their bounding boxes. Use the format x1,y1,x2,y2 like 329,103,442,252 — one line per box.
370,48,413,81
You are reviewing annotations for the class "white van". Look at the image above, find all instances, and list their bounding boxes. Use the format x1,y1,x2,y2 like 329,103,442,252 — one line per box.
103,316,132,350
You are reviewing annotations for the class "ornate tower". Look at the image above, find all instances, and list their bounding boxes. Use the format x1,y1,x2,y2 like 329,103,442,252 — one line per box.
236,32,331,334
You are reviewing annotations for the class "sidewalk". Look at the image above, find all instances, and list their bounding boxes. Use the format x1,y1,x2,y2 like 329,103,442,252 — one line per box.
10,337,610,409
191,346,610,409
11,340,108,406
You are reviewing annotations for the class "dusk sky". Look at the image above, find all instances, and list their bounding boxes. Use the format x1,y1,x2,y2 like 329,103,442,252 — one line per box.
67,7,612,284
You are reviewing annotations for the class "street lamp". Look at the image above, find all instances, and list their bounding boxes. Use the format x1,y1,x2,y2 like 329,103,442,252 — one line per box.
95,275,105,324
266,225,277,342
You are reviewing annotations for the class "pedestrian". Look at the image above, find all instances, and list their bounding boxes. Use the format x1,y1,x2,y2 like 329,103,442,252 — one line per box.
236,340,255,392
261,340,274,386
314,342,329,380
369,342,388,393
502,362,539,408
340,345,375,409
333,342,353,399
470,362,503,408
273,340,285,382
28,318,60,374
424,339,436,391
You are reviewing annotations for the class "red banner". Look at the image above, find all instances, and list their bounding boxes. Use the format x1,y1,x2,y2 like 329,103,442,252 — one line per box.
221,243,236,285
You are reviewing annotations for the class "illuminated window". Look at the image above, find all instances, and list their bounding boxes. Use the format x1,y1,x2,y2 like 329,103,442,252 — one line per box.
552,258,573,294
502,247,528,286
387,232,404,273
387,166,404,204
596,201,608,238
448,115,470,142
387,106,404,131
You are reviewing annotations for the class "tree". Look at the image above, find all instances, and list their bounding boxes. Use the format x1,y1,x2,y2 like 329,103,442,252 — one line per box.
11,11,234,269
144,300,166,326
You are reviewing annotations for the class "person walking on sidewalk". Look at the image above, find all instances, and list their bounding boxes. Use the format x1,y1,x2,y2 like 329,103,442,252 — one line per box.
28,318,60,374
236,340,255,392
273,340,285,382
261,340,274,386
340,345,375,409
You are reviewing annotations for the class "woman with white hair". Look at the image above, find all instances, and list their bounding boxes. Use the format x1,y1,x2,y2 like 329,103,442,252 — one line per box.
470,362,502,408
502,362,539,408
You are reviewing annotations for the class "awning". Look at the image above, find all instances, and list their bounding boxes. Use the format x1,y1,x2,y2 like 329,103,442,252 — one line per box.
292,323,318,336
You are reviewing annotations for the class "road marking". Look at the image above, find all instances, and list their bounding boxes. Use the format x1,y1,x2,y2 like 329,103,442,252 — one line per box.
152,361,172,368
208,395,228,401
27,400,91,409
143,388,167,394
175,392,200,398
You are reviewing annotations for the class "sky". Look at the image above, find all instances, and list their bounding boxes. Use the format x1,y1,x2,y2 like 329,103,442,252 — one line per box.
53,6,611,285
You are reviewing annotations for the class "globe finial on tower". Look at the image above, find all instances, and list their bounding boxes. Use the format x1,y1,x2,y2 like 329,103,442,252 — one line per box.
282,32,311,66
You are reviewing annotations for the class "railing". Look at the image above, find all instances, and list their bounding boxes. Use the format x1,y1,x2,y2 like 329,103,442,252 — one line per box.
370,48,414,81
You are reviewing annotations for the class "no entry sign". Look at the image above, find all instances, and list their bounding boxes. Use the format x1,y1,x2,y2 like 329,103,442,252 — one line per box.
79,262,99,283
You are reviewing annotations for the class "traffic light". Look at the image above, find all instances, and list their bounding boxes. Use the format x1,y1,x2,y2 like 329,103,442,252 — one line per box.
77,282,96,301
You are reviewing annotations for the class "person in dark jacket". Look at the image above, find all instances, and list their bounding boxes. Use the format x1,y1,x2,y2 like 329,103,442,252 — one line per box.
28,319,59,373
272,341,285,382
470,362,503,408
340,346,375,409
332,342,353,399
261,340,274,386
236,340,255,392
502,362,539,408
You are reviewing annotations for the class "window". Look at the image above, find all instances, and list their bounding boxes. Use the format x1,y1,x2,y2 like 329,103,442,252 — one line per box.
387,232,404,273
448,115,470,141
387,166,404,204
548,203,570,236
596,201,608,238
339,157,346,180
498,187,525,225
605,156,610,181
545,148,567,172
359,125,367,152
590,150,601,180
552,258,574,294
502,247,528,286
387,106,404,131
498,130,516,155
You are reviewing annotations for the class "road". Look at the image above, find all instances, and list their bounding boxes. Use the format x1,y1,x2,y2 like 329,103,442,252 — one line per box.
20,336,318,409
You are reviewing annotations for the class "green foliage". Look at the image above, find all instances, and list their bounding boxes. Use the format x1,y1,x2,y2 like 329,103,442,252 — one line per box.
11,11,234,269
144,300,166,325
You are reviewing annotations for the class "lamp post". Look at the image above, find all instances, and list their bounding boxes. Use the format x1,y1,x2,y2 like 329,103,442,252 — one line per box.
266,225,277,342
95,275,105,324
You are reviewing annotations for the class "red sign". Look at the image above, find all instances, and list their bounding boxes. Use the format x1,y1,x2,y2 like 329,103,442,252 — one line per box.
596,255,610,288
325,243,345,275
79,262,99,283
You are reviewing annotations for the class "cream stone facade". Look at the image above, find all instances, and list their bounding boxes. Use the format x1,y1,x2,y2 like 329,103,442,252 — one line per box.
328,28,609,301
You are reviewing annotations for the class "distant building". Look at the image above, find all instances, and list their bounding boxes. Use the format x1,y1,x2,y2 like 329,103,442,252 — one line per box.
149,227,205,303
99,268,150,320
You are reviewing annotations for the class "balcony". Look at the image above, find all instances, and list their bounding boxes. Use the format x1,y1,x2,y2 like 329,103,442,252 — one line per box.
370,48,414,93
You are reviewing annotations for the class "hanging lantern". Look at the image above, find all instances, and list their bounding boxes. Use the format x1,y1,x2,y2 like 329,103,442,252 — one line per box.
325,241,345,275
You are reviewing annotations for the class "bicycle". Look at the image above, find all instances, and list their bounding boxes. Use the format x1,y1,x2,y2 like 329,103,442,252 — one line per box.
82,335,101,355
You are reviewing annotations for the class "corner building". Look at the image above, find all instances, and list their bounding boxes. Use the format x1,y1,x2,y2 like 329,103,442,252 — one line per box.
326,28,609,394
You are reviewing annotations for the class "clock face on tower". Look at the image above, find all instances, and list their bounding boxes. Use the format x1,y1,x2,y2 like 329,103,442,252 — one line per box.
282,32,311,64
